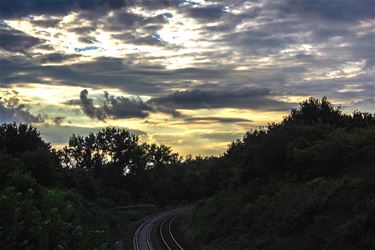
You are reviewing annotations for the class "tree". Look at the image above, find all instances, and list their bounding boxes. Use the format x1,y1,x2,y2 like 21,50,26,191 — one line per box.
0,123,59,185
60,127,149,191
284,97,342,125
0,123,50,156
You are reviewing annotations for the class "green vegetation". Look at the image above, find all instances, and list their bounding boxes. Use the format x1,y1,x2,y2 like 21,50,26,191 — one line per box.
185,97,375,249
0,124,203,249
1,97,374,249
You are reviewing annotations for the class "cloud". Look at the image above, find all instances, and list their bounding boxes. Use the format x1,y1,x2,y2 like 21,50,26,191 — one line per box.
200,132,244,141
39,53,80,64
0,1,374,116
0,0,123,18
111,32,168,47
0,0,373,156
0,24,43,54
0,56,233,95
186,5,225,20
184,117,252,124
0,0,180,18
224,30,295,55
102,91,151,119
352,97,375,105
37,124,147,145
68,89,107,120
67,89,181,121
105,10,151,31
150,87,293,110
0,96,44,123
30,18,61,28
279,0,375,23
53,116,65,125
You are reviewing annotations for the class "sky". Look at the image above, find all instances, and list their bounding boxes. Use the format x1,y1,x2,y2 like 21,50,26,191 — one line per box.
0,0,374,156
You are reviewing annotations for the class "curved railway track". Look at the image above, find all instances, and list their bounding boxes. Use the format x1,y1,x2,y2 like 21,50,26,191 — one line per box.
159,210,186,250
133,207,190,250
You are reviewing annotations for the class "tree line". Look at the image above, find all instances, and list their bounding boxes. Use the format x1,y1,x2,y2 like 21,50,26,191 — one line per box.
185,97,375,249
0,125,212,249
0,97,374,249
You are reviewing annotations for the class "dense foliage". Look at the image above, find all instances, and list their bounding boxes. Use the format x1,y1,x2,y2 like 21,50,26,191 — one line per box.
185,97,375,250
1,97,374,249
0,124,206,249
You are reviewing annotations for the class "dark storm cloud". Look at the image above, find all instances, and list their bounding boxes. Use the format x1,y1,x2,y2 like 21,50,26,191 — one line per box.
0,97,44,123
106,10,172,30
77,89,107,120
194,3,261,34
0,0,180,18
104,10,180,48
34,44,55,51
69,26,97,36
0,56,233,95
186,5,225,20
30,19,61,28
279,0,374,23
0,56,164,94
67,89,181,121
284,73,375,104
0,0,125,18
0,0,374,115
39,53,81,64
347,32,375,69
204,0,374,59
308,26,350,42
1,49,372,109
213,17,301,56
0,25,43,53
227,31,295,54
105,11,146,31
150,87,293,110
103,92,151,119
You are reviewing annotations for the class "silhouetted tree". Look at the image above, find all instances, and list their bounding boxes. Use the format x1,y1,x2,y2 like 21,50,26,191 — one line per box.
284,97,343,125
0,123,50,155
0,123,59,185
186,97,375,250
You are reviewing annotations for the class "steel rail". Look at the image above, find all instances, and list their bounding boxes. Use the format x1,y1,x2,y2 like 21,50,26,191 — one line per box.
134,213,163,250
159,213,172,250
147,218,154,250
134,208,190,250
159,209,188,250
168,212,184,250
133,215,152,250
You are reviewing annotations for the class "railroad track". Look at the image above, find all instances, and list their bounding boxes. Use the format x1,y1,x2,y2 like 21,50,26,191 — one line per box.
159,209,187,250
133,207,190,250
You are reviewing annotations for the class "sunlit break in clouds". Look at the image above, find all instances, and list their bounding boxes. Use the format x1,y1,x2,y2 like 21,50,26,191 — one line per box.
0,0,374,155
